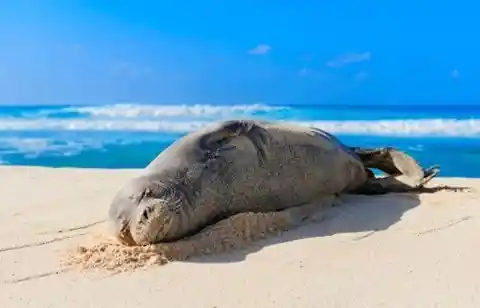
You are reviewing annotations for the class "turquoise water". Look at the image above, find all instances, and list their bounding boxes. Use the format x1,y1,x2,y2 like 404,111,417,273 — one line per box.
1,103,480,177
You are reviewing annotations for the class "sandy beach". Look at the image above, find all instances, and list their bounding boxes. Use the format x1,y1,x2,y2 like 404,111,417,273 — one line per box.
1,165,479,308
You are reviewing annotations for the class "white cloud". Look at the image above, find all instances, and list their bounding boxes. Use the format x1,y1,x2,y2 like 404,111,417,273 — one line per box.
355,71,368,81
248,44,271,55
327,52,371,68
451,69,460,78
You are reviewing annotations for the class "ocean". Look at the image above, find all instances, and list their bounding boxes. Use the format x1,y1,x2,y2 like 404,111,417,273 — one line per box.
1,103,479,177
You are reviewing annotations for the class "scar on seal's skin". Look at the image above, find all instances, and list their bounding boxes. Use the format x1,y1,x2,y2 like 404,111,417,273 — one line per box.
199,120,271,166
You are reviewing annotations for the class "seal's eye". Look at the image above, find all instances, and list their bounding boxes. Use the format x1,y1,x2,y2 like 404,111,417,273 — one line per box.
216,136,230,145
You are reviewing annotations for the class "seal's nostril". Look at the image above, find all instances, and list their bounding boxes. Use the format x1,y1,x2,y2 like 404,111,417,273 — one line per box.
142,209,149,220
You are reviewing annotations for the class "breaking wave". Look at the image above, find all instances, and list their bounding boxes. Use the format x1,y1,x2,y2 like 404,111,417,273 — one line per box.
2,103,480,137
1,118,480,137
18,103,288,119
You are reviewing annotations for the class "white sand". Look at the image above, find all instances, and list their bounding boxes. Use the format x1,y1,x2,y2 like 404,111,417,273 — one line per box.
0,165,479,308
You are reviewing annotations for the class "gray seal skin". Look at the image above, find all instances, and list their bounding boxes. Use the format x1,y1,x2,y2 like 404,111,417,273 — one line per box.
108,119,439,246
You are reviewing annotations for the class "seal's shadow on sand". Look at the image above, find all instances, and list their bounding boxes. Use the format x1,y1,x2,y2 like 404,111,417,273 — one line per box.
183,192,426,264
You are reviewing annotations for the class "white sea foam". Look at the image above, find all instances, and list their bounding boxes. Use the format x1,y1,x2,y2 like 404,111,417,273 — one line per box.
58,103,288,118
0,137,106,157
0,138,51,154
302,119,480,137
1,118,480,136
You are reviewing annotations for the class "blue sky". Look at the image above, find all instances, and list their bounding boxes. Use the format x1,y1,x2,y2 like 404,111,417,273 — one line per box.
0,0,478,105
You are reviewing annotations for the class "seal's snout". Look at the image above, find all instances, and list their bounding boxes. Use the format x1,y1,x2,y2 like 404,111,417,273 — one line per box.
123,181,190,245
129,198,175,245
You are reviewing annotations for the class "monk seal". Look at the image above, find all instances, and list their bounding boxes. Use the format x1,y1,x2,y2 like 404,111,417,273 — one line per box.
108,119,439,246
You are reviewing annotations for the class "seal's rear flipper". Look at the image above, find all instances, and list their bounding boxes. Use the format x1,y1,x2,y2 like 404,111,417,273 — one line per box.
350,147,441,194
353,147,439,184
352,147,421,176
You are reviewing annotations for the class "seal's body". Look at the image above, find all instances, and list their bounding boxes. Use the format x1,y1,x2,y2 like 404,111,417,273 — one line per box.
109,120,439,246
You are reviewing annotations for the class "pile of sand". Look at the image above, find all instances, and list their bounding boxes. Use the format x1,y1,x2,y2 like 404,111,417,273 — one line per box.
63,210,304,272
63,237,168,272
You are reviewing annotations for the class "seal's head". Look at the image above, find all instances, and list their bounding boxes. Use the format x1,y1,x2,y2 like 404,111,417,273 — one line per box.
108,176,188,246
108,120,271,246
